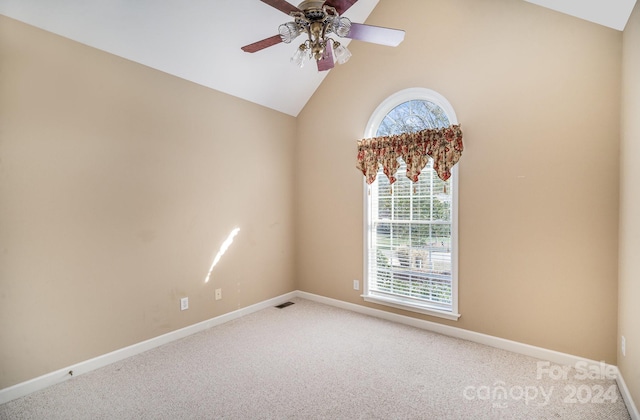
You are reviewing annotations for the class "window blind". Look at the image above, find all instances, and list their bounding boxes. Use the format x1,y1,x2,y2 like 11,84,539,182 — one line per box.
368,156,453,311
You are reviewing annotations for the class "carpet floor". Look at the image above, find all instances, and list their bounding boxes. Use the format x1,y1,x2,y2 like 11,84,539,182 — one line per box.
0,298,632,419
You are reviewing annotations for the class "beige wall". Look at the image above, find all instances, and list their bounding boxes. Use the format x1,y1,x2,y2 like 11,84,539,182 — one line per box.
619,2,640,405
0,16,297,389
296,0,621,363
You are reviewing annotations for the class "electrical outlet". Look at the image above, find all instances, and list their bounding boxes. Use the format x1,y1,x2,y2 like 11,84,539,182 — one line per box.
622,336,626,357
215,288,222,301
353,280,360,290
180,297,189,311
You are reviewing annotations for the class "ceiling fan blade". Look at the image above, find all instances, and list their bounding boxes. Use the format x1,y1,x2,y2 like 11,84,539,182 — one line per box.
346,23,405,47
317,44,335,71
323,0,358,15
241,35,283,53
260,0,301,15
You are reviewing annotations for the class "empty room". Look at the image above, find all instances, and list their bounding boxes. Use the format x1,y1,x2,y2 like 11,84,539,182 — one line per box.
1,0,639,418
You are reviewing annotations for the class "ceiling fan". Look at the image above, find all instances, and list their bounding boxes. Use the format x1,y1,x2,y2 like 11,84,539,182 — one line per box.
241,0,405,71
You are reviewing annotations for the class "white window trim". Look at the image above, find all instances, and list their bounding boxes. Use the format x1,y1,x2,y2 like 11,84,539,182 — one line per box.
362,88,460,321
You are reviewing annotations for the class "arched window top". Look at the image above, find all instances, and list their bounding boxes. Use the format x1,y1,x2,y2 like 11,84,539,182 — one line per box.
357,88,463,184
365,88,458,139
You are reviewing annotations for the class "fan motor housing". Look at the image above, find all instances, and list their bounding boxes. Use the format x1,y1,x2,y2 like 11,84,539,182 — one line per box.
298,0,327,20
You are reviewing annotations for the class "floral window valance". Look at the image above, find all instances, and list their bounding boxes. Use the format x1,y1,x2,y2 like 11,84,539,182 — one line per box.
356,125,464,184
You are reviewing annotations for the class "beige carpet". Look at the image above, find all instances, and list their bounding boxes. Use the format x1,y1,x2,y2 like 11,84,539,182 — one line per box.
0,298,631,419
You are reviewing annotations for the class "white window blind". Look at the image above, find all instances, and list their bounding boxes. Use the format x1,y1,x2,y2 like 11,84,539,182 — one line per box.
368,159,453,311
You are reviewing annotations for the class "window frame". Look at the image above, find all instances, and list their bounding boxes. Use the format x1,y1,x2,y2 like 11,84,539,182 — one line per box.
362,88,460,321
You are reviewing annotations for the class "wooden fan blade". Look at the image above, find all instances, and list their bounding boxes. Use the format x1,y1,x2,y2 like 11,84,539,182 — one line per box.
323,0,358,15
317,44,335,71
347,23,405,47
260,0,301,15
241,35,283,53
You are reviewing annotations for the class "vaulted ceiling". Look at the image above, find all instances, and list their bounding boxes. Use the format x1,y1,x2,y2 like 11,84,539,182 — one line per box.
0,0,636,116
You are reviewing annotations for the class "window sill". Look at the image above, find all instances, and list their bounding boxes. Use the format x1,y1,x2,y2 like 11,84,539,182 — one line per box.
362,294,461,321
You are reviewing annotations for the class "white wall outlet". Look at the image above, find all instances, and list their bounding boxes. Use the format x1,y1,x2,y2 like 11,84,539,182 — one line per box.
180,297,188,311
215,288,222,301
353,280,360,290
622,336,626,357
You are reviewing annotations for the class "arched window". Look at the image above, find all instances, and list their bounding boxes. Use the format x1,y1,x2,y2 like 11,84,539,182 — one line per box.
363,88,460,320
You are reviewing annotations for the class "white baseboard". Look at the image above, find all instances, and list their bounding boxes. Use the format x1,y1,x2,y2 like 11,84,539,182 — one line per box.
295,291,639,419
2,289,637,419
0,291,297,405
614,366,640,420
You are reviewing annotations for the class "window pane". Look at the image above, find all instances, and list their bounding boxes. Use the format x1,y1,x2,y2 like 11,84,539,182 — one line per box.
378,197,392,219
412,197,429,221
394,196,411,220
431,224,451,251
376,100,450,136
378,173,391,195
391,224,409,247
393,173,410,197
375,222,391,246
410,225,429,248
433,196,451,222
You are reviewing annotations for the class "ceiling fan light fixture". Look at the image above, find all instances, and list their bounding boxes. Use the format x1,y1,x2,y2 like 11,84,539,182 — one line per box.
333,41,351,65
291,44,308,67
279,22,301,43
332,16,351,37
